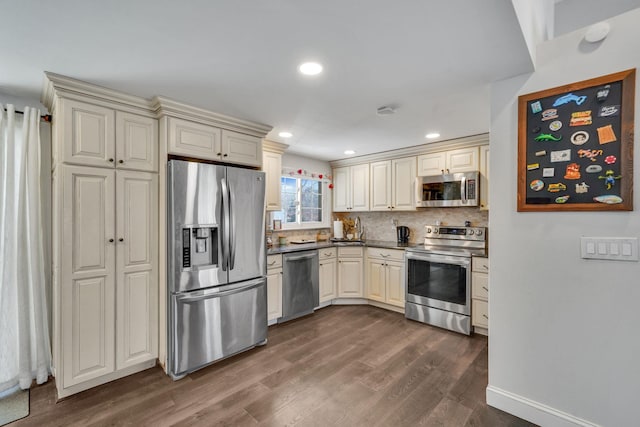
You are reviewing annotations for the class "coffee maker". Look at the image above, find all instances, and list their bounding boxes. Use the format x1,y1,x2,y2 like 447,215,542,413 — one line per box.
396,226,410,244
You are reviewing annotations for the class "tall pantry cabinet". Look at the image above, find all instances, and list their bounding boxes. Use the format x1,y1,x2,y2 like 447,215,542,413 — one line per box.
44,73,158,398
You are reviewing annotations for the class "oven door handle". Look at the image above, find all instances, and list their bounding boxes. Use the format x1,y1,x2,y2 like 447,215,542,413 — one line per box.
406,251,470,267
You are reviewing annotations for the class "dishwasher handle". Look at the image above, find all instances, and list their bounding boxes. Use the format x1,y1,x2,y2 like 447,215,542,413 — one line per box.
286,253,317,261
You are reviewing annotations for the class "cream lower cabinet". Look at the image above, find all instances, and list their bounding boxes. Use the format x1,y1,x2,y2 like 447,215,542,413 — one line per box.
319,248,337,303
337,247,364,297
266,254,283,323
365,248,405,308
471,256,489,334
57,165,157,395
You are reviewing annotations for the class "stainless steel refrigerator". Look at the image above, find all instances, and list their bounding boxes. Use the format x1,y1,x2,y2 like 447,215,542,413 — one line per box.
167,159,267,379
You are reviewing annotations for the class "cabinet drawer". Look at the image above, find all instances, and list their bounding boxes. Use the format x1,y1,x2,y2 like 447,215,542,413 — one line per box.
472,256,489,273
338,246,364,258
318,247,337,260
266,254,282,270
472,299,488,328
366,247,404,262
472,272,489,300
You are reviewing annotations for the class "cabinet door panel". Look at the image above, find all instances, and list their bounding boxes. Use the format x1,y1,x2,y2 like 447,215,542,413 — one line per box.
62,166,115,387
267,269,283,321
370,161,391,211
366,260,386,302
332,167,350,212
116,112,158,172
221,130,262,167
338,258,363,297
350,164,370,211
319,258,337,303
168,117,221,160
447,147,479,173
386,261,405,308
116,171,158,368
392,157,416,211
263,151,282,211
62,99,115,168
417,153,446,176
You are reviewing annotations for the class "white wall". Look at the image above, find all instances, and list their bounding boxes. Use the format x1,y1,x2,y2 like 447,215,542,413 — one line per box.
511,0,555,64
282,152,331,176
488,9,640,426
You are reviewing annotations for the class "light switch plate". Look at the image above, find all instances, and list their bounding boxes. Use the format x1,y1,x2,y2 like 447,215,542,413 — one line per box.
580,237,639,261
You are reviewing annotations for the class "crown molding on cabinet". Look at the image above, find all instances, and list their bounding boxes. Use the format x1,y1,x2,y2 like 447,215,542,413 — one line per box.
262,139,289,154
329,133,489,167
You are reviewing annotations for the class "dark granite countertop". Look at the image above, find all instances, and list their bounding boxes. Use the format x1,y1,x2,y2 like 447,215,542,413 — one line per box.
266,240,409,255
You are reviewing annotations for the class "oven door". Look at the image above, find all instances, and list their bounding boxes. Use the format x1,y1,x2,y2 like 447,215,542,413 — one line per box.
405,251,471,315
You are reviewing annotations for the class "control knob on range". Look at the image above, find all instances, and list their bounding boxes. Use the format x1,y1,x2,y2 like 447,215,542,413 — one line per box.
426,227,431,233
468,230,475,235
476,229,483,236
433,228,439,234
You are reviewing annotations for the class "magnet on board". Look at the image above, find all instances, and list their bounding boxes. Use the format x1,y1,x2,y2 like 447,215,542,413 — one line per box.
563,163,581,180
549,120,563,131
598,170,622,190
552,93,587,107
547,183,567,193
570,131,589,145
585,164,603,173
555,195,570,204
530,101,542,114
535,150,547,157
598,105,619,117
541,109,559,121
593,195,622,204
575,182,590,194
569,110,592,126
604,155,617,165
597,124,617,144
550,149,571,162
542,168,555,177
530,180,544,191
596,85,610,103
527,163,540,171
534,133,562,142
577,149,603,162
531,126,541,134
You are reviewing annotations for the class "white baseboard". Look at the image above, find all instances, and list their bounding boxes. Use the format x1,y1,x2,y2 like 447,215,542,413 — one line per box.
486,385,600,427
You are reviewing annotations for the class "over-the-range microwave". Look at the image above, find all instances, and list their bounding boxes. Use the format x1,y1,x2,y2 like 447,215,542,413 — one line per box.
415,171,479,207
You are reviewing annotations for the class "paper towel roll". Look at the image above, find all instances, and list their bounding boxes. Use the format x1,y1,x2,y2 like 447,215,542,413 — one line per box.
333,220,344,239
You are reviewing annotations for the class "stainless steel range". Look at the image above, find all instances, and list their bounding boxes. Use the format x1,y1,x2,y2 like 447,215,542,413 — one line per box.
405,225,487,335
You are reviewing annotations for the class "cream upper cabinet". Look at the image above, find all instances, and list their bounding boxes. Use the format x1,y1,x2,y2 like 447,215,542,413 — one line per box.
262,140,288,212
61,165,116,387
266,254,283,322
221,130,262,167
369,161,392,211
337,247,364,297
479,145,489,211
370,157,415,211
60,99,116,168
417,147,479,176
115,112,158,172
115,171,158,369
333,164,369,212
167,117,222,161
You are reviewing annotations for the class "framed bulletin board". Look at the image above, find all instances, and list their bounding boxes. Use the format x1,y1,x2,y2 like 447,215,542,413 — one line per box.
517,69,635,212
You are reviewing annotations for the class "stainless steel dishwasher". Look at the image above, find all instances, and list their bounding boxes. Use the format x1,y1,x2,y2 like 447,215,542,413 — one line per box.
280,250,319,322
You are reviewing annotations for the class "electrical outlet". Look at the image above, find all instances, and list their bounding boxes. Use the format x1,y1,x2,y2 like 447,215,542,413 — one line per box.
580,237,639,261
391,218,398,228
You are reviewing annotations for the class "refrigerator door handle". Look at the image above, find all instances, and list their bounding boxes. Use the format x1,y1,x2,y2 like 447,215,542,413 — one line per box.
220,178,230,271
176,279,264,303
228,180,237,270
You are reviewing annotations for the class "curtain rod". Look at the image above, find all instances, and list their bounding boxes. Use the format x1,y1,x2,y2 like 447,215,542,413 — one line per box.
2,107,52,123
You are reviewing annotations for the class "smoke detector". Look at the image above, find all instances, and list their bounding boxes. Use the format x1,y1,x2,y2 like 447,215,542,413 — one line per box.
376,106,396,116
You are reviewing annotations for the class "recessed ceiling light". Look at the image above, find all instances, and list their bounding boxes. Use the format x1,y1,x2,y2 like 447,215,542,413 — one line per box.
298,62,323,76
344,150,355,155
425,133,440,139
278,131,293,138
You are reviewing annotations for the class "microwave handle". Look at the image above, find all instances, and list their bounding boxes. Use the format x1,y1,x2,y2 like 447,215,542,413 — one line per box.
461,176,467,203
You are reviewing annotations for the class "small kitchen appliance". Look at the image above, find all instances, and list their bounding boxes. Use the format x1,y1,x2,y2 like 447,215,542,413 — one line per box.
405,225,486,335
396,226,410,244
415,171,479,207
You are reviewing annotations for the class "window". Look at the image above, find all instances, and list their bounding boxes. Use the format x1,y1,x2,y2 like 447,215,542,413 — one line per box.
273,176,328,229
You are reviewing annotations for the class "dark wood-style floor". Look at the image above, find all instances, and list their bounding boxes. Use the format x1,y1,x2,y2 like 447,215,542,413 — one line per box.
15,306,535,427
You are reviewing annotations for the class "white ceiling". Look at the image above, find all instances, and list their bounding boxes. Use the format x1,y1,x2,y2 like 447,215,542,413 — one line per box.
1,1,628,161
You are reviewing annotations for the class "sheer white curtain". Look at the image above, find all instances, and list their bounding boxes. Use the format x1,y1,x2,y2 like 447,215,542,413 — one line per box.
0,104,51,394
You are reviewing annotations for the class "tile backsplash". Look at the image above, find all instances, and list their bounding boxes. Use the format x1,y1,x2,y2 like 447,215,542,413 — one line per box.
336,208,488,244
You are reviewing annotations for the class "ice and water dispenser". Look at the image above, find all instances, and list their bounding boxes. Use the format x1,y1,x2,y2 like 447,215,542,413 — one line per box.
181,226,218,269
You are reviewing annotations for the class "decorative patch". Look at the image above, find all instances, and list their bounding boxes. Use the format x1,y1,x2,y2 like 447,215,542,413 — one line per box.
575,182,590,194
569,110,592,126
563,163,581,180
530,101,542,114
597,124,617,144
598,105,620,117
596,85,610,103
534,133,562,142
604,155,617,165
530,179,544,191
541,109,559,121
598,170,622,190
577,149,603,162
553,93,587,107
555,195,570,204
535,150,547,157
542,168,555,177
593,195,622,204
527,163,540,171
550,149,571,162
548,183,567,193
585,164,603,173
570,131,589,145
549,120,563,131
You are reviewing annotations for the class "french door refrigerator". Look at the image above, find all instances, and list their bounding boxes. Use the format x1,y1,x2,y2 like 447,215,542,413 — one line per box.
167,159,267,379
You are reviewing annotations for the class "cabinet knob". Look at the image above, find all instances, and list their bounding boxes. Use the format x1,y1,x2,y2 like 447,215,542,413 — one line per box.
217,152,222,156
482,314,488,319
108,158,114,163
387,206,391,209
223,153,228,157
119,238,124,242
482,286,489,292
446,169,450,174
118,159,124,164
441,169,444,174
108,238,114,243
